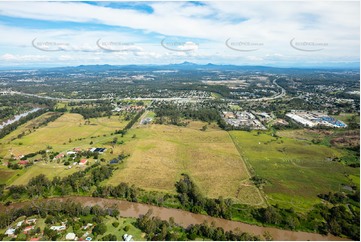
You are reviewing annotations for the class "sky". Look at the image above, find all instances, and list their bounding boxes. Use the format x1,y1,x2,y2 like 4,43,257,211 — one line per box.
0,0,359,68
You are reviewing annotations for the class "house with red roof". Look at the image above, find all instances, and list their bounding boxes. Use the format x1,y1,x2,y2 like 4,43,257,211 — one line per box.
54,153,65,160
79,159,88,165
18,160,29,165
23,226,34,234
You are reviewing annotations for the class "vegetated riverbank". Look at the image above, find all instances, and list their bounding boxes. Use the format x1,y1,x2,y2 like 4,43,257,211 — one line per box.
0,196,349,241
0,108,41,130
0,108,47,139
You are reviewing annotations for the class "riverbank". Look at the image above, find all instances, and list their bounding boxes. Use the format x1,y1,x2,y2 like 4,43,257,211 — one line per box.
0,196,349,241
0,108,41,130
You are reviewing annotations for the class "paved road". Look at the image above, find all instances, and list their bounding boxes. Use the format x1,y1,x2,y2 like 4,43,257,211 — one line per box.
247,77,286,102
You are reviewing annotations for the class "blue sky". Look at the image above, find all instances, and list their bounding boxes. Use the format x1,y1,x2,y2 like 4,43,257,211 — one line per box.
0,1,359,68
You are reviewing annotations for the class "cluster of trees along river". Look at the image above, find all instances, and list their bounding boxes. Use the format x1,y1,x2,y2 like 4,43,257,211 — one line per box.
0,166,359,240
0,200,263,241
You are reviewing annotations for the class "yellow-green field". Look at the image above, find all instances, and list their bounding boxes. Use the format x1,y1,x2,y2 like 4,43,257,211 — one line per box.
0,112,57,144
277,129,330,142
2,110,358,212
229,130,360,211
0,113,128,159
331,113,360,124
0,168,22,184
107,122,264,205
11,163,81,186
0,113,128,185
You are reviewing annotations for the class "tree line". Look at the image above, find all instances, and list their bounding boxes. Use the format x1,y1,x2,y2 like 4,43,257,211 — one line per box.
1,167,358,240
173,174,359,240
70,103,113,119
153,102,231,130
136,209,261,241
0,109,48,139
0,95,55,122
4,164,114,199
0,200,120,240
114,109,144,136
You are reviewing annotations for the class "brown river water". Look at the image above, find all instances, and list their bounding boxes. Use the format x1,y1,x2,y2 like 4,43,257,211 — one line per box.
0,196,350,241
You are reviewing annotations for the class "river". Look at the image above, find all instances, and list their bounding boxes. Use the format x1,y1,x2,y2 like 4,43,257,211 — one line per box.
0,108,41,130
0,196,349,241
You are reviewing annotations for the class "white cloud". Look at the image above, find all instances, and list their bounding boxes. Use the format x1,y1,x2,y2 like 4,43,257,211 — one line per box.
177,41,199,51
0,1,358,66
0,53,49,61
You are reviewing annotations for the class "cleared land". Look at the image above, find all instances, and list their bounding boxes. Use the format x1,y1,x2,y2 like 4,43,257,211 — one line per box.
107,122,264,205
0,113,128,185
11,163,81,186
230,130,360,211
0,168,22,185
0,113,128,159
2,110,358,211
278,128,360,148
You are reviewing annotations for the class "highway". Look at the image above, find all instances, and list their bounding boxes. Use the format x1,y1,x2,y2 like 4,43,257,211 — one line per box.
247,77,286,102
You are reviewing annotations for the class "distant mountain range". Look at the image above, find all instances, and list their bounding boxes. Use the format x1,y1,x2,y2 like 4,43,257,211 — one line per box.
37,62,359,73
0,61,359,71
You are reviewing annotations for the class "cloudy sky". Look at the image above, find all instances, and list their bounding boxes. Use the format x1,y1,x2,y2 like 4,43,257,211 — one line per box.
0,0,359,68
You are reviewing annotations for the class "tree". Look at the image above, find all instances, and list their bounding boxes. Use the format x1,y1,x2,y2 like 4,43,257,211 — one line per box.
92,223,107,236
112,222,119,228
201,125,208,131
263,231,273,241
101,234,117,241
263,206,282,225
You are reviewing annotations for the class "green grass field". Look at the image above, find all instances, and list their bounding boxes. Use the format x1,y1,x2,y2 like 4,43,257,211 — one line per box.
229,104,241,111
331,113,360,124
107,122,264,205
1,110,358,212
0,113,129,186
0,112,58,144
0,113,128,159
102,216,144,241
11,163,82,186
229,130,359,212
211,92,222,99
0,168,23,185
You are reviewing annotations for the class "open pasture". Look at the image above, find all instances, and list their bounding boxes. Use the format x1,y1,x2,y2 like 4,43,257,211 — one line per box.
0,113,128,159
107,122,264,205
229,130,359,211
11,162,81,186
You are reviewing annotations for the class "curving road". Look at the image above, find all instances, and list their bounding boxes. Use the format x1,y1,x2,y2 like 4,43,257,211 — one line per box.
248,77,286,102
